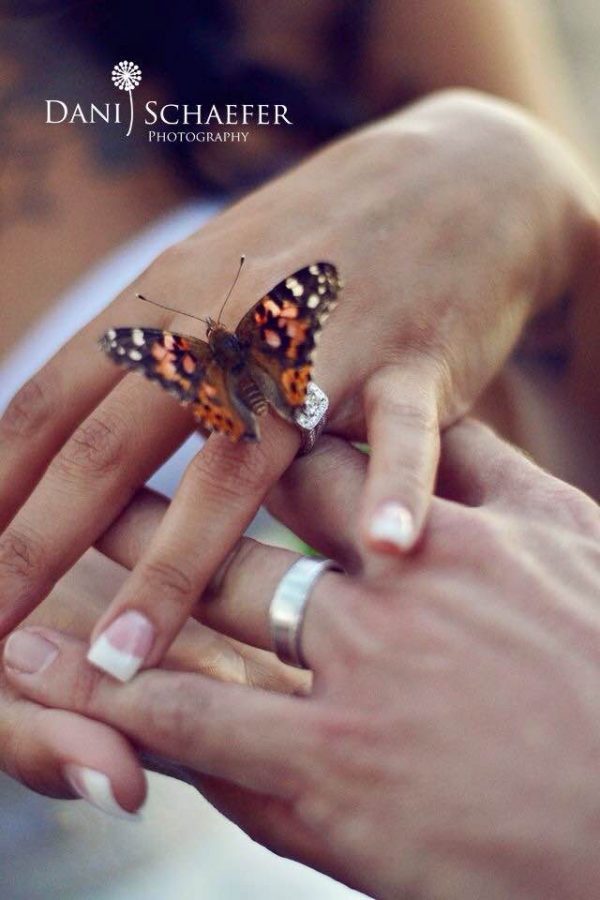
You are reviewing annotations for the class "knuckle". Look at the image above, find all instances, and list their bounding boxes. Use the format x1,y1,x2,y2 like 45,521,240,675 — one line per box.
0,526,49,594
430,508,502,561
296,708,386,815
69,663,105,713
1,372,57,440
312,707,375,755
366,372,437,433
535,480,600,534
53,412,126,480
217,537,257,594
381,397,437,433
190,439,271,500
461,510,504,550
313,582,387,671
425,501,463,539
139,558,195,607
143,674,209,749
395,466,431,502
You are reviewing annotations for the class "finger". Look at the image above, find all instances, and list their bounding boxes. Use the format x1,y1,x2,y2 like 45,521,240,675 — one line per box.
102,505,302,655
201,538,347,665
99,438,368,574
0,375,193,635
4,627,312,798
0,681,145,816
95,442,362,658
103,500,344,669
95,487,168,568
439,419,600,529
437,418,531,506
86,414,300,681
0,292,168,533
361,360,441,555
73,535,307,696
266,436,368,573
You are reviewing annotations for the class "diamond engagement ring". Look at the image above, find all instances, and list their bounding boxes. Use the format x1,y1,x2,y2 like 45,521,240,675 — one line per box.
269,556,342,668
294,381,329,454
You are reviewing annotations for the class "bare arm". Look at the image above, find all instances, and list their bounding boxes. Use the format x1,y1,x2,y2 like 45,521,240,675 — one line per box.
364,0,589,151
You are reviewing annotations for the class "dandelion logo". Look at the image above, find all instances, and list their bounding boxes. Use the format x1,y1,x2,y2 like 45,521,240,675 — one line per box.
111,61,142,137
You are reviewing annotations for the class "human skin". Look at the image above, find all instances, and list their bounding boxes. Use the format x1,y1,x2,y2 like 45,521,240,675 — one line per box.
5,0,581,358
0,90,598,689
0,541,305,811
4,420,600,899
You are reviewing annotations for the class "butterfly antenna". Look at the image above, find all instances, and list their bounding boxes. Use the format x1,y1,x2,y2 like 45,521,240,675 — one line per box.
135,293,208,326
216,255,246,324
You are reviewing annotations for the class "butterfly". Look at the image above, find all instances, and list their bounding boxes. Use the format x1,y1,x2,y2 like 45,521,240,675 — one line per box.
100,262,341,442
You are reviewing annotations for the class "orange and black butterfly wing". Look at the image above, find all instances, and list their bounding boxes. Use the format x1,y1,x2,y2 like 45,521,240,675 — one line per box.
235,262,341,422
194,363,260,441
99,327,258,441
100,327,209,402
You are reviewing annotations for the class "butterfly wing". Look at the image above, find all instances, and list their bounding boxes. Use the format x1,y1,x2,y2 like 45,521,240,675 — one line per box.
194,364,259,441
235,262,341,422
100,327,209,402
99,327,258,441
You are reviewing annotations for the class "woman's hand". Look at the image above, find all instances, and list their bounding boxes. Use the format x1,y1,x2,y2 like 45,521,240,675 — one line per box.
6,421,600,899
0,527,303,818
0,89,597,683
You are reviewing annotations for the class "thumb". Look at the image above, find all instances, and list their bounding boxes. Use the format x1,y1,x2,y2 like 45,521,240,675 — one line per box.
2,636,146,817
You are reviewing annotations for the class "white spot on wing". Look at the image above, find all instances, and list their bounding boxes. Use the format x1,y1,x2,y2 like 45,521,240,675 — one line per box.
129,349,143,361
107,329,117,340
265,330,282,348
132,328,145,346
307,294,319,308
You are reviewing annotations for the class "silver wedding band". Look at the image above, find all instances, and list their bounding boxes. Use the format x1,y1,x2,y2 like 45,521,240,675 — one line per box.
269,556,341,668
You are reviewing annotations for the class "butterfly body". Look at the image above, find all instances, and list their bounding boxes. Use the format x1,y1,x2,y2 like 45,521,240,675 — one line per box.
206,323,247,373
100,262,341,443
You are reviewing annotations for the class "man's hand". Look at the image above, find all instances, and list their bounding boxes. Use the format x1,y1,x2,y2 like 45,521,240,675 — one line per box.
4,422,600,898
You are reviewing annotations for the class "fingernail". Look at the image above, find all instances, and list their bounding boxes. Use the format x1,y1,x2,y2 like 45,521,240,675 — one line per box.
368,502,415,552
64,764,139,821
87,611,154,683
4,630,58,674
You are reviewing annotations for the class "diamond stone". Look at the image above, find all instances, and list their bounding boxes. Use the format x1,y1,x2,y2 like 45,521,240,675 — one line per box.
294,381,328,430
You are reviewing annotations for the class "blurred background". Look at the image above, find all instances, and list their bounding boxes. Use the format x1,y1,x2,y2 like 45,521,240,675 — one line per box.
0,1,599,897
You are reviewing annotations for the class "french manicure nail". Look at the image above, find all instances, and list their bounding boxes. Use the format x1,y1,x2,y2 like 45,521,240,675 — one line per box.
87,610,154,682
4,630,58,674
368,502,415,551
64,764,139,821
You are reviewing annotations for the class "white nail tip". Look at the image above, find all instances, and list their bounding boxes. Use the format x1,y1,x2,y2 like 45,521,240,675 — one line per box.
64,765,139,821
369,504,414,550
87,633,142,683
